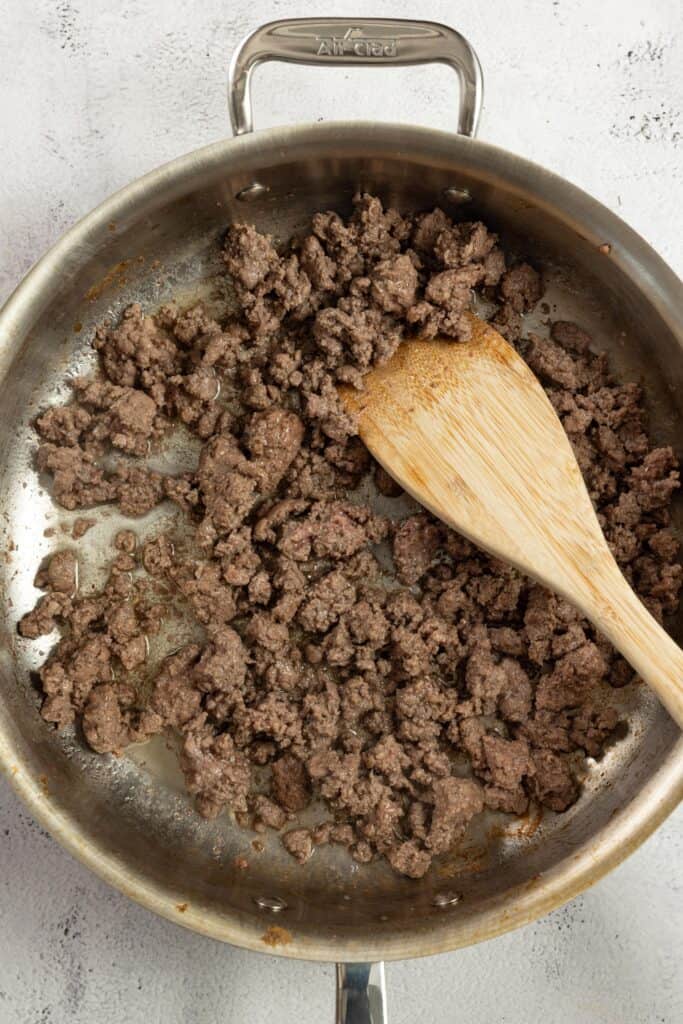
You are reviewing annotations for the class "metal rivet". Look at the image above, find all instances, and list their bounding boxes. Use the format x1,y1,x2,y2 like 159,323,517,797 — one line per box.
254,895,287,913
442,187,471,205
432,891,462,908
236,183,271,202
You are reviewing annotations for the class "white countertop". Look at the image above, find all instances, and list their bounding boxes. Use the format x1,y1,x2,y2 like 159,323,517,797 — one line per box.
1,1,681,1021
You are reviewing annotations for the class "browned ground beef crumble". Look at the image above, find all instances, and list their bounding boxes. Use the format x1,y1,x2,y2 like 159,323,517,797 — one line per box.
19,194,682,878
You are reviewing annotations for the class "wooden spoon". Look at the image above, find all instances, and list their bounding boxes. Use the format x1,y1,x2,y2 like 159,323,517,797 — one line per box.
339,312,683,728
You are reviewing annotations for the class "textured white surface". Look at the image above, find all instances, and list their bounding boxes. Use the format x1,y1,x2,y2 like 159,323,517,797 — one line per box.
0,1,681,1022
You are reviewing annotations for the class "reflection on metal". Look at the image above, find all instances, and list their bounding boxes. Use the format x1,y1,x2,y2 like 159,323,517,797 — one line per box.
443,186,472,205
236,182,271,202
336,963,387,1024
254,895,288,913
433,891,462,908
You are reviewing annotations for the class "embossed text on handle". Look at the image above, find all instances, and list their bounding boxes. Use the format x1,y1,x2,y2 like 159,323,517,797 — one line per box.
315,27,398,58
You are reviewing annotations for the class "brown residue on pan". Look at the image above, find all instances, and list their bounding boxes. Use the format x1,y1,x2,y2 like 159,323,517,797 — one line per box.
84,260,131,301
487,802,544,841
38,773,49,795
252,840,264,853
598,242,612,255
261,925,293,947
513,802,544,838
436,842,489,877
457,856,487,875
176,902,188,913
234,856,249,870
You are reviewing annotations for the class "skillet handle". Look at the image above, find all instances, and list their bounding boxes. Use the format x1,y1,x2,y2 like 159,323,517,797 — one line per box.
336,963,387,1024
228,18,482,138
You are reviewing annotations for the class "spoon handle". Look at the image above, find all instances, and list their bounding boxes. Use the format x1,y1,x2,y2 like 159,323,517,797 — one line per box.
575,559,683,728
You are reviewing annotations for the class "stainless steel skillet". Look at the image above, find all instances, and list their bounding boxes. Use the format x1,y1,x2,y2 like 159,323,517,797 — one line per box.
0,18,681,1023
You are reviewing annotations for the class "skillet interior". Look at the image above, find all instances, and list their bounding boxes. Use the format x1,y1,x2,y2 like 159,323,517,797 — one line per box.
0,123,681,961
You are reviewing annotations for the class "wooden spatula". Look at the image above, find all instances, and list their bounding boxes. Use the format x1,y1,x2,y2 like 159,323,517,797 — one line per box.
339,312,683,728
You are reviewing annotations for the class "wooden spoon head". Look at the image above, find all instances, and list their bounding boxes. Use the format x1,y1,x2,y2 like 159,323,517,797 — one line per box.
339,313,610,607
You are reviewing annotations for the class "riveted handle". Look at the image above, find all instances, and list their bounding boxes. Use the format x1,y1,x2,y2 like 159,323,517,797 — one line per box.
228,18,483,137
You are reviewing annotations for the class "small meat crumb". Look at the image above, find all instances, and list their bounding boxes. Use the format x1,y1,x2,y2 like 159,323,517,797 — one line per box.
72,517,96,539
282,828,314,863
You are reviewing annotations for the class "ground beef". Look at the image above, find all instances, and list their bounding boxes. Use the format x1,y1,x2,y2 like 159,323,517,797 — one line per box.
393,515,442,585
142,534,174,575
149,646,201,728
82,684,130,754
271,754,310,811
282,828,315,863
19,194,681,878
36,550,78,595
180,724,251,819
253,794,287,831
427,777,485,856
387,840,432,879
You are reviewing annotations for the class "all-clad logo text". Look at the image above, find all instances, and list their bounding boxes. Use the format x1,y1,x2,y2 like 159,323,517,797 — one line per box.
316,27,397,58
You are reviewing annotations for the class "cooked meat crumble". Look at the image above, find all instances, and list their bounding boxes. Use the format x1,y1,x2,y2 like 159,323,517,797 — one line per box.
19,194,681,877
